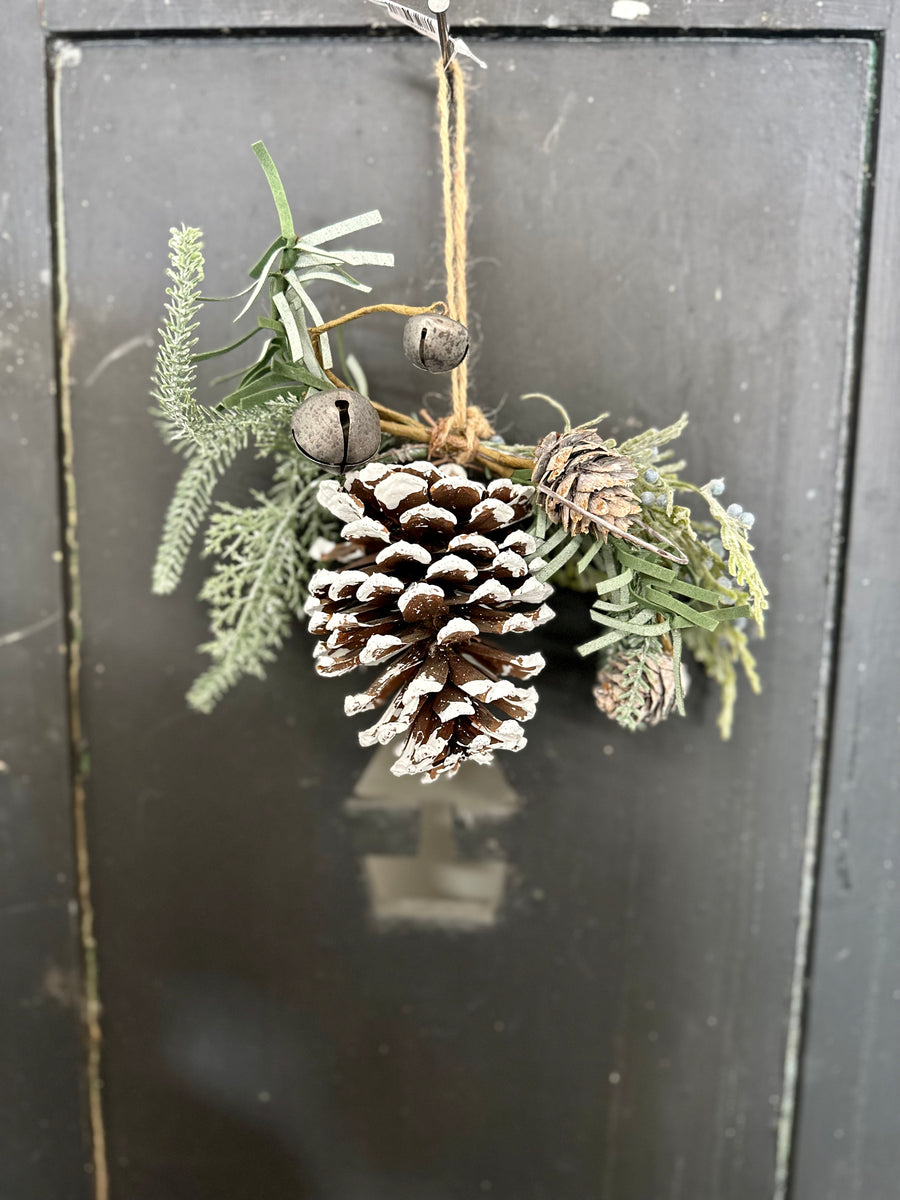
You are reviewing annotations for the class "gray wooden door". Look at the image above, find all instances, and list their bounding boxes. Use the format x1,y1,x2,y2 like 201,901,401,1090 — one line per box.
3,3,900,1199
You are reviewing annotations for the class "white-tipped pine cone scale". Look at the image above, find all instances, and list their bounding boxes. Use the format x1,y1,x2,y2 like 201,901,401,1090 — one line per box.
306,461,554,782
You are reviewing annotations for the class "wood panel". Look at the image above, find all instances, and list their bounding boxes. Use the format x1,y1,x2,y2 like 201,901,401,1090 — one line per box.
41,0,894,34
0,3,91,1197
790,8,900,1200
55,29,872,1200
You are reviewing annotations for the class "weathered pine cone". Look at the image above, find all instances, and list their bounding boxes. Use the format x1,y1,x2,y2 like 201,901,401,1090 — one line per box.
307,461,555,781
533,428,640,539
594,645,682,730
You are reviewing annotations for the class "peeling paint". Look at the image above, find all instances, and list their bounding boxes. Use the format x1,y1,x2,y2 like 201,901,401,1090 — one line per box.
610,0,651,20
53,41,82,70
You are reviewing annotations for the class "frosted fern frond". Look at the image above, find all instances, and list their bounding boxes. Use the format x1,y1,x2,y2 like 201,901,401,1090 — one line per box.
186,454,334,714
151,412,252,595
151,365,299,596
151,225,206,447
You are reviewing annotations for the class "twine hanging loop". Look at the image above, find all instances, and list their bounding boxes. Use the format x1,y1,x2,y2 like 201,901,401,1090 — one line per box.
436,57,483,443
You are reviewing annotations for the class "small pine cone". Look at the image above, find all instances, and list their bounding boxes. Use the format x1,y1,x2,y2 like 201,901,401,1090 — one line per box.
306,461,555,782
593,645,682,729
532,429,640,539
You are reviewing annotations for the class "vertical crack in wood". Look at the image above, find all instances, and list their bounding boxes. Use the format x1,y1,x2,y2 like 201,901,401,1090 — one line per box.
47,37,110,1200
773,35,883,1200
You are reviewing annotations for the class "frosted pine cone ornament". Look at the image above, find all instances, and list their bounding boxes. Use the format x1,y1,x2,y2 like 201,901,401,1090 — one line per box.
307,461,554,781
593,643,686,731
533,428,640,539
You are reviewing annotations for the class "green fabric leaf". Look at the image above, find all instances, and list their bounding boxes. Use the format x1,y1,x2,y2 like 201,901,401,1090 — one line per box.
576,628,628,656
200,280,257,302
535,535,582,581
536,524,569,557
588,611,668,637
615,548,678,584
249,235,287,280
234,243,283,323
252,141,295,242
576,540,603,574
300,209,383,246
641,586,720,631
192,325,264,362
594,567,634,597
672,628,685,716
290,267,372,294
219,377,308,411
272,290,304,364
283,271,332,369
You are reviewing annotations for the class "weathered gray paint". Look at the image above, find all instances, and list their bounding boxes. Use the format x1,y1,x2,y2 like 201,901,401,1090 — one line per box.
40,0,896,34
53,29,871,1200
789,8,900,1200
4,2,900,1198
0,4,91,1197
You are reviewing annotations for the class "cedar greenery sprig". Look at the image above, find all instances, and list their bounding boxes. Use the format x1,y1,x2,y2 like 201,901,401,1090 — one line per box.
521,404,765,738
609,639,656,732
186,450,335,713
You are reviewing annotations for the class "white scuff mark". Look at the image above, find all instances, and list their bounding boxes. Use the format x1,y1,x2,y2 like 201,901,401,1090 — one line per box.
541,90,577,154
83,335,154,387
0,612,60,650
54,42,83,69
610,0,651,19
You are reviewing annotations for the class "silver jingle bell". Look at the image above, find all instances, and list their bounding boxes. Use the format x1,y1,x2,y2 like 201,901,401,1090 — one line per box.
402,313,469,373
291,389,381,474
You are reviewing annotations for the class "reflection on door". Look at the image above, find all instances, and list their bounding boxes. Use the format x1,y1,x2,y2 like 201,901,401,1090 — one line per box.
346,746,522,927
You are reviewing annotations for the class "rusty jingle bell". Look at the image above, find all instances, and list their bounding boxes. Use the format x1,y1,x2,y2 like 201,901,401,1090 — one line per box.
291,389,382,473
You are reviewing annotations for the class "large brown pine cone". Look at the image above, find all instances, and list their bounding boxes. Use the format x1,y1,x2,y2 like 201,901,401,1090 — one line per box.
593,644,681,729
307,461,554,782
533,428,640,539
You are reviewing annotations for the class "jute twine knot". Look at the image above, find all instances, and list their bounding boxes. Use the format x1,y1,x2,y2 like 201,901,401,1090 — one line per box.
428,405,494,464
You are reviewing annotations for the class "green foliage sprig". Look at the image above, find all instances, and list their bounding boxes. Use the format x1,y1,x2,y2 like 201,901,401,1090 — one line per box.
151,224,205,449
151,225,297,596
525,409,766,738
202,141,394,415
151,144,394,709
186,452,335,713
